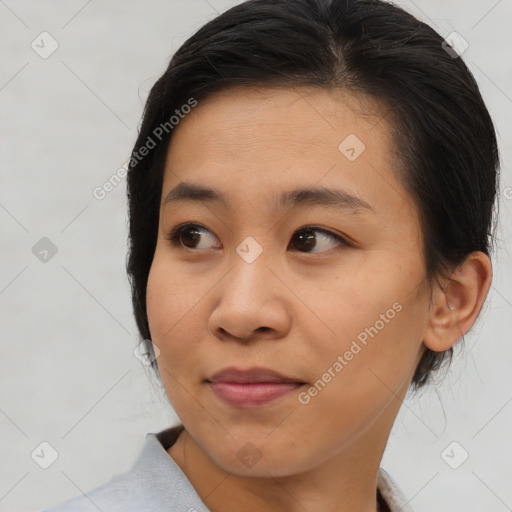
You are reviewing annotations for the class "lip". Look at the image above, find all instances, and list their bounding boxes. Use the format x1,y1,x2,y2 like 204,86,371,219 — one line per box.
206,367,305,408
208,367,303,384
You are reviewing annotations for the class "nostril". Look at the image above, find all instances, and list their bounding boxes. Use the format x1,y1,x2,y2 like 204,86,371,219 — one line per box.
217,325,272,341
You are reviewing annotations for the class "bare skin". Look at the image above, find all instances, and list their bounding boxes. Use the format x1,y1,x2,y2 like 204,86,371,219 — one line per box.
145,85,492,512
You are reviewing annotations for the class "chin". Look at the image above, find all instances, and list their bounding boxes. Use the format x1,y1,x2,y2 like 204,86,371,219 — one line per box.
199,435,314,478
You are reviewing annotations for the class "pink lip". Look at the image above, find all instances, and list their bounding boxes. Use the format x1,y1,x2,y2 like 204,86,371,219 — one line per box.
207,367,305,408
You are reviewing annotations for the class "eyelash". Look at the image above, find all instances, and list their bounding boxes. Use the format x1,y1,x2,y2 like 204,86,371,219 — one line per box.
165,222,350,254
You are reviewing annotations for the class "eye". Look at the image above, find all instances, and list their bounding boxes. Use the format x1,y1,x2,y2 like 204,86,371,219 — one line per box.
166,223,349,253
288,226,349,253
166,223,221,250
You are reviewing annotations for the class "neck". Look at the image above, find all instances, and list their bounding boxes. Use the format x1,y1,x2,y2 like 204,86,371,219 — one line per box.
167,406,398,512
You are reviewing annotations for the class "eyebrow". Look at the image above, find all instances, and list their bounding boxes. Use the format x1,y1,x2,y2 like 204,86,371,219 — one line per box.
163,182,375,214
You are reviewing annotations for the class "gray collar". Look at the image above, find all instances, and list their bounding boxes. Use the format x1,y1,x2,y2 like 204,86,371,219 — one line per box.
132,425,414,512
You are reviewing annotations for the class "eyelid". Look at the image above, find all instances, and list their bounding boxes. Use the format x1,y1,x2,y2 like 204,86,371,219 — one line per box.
299,225,350,244
166,222,209,237
166,222,220,248
165,222,352,252
295,225,353,254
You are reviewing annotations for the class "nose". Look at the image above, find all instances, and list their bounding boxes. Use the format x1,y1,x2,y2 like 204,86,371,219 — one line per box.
207,249,292,343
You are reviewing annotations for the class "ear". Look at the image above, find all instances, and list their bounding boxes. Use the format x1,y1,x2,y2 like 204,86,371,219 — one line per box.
423,251,492,352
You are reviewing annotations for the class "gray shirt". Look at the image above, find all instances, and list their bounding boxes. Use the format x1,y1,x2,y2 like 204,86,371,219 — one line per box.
42,426,414,512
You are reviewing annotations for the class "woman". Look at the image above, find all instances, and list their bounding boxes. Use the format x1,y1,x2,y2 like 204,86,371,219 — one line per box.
43,0,499,510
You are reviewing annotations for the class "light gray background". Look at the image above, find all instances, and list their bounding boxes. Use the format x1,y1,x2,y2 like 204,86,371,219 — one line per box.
1,1,511,511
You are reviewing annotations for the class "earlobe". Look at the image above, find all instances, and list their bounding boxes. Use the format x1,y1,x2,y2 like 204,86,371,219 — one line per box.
422,251,492,352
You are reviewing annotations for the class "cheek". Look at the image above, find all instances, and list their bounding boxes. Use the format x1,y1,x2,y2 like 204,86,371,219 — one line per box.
146,260,209,417
289,302,424,466
146,252,206,336
146,260,174,343
302,262,427,415
146,257,202,364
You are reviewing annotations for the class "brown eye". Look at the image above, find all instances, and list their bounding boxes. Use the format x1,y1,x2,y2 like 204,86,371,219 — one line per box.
178,226,201,248
167,223,220,250
292,230,316,251
289,227,348,253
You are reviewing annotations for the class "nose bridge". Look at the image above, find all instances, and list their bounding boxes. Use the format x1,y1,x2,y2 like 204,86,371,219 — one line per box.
225,236,271,305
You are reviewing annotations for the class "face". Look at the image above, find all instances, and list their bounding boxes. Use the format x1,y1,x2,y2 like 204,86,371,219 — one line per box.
146,86,430,477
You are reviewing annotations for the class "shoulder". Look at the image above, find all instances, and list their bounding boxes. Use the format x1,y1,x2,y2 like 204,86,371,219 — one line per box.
40,469,155,512
378,467,415,512
40,426,205,512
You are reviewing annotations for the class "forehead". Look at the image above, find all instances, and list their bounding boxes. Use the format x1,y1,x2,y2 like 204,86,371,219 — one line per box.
162,86,411,219
168,85,391,159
